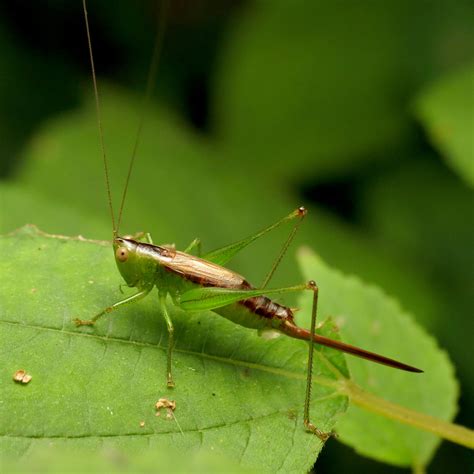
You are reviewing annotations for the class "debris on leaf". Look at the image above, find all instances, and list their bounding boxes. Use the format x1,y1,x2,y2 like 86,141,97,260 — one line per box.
155,398,176,419
13,370,32,384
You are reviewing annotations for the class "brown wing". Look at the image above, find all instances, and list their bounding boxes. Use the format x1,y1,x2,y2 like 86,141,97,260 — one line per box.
156,249,250,289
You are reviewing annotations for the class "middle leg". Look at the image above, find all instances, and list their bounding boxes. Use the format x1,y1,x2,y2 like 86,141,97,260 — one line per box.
159,292,175,388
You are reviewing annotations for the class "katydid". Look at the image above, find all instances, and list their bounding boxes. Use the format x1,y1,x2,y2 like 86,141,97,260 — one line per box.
75,0,422,441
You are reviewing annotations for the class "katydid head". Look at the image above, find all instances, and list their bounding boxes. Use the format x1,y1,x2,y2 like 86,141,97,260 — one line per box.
113,237,141,287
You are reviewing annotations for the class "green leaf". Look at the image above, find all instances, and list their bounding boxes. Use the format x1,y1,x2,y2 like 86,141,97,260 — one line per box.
297,249,459,467
415,64,474,186
213,1,413,179
360,159,474,399
0,226,348,472
3,445,256,474
211,0,474,182
0,182,109,237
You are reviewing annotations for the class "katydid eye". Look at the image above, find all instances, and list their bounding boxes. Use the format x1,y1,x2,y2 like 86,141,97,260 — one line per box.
116,247,129,262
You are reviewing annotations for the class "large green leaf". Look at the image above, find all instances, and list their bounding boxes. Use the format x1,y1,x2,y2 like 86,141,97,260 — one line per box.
212,0,474,180
359,158,474,427
0,182,109,238
4,445,256,474
213,1,409,179
298,249,459,467
415,64,474,186
2,227,470,473
0,226,348,472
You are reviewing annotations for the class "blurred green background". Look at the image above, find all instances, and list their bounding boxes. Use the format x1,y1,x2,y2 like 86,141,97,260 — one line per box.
0,0,472,472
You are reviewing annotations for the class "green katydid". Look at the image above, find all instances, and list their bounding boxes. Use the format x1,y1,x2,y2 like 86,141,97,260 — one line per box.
74,0,422,441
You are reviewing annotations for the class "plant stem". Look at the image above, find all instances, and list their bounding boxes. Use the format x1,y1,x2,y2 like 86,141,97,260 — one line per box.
339,380,474,449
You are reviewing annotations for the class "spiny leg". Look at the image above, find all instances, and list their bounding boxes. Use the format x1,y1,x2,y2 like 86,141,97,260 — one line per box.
203,207,306,266
261,206,307,289
304,281,333,441
159,292,175,388
73,288,151,326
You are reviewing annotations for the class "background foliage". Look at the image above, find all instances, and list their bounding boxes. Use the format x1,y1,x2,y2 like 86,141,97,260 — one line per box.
0,0,473,472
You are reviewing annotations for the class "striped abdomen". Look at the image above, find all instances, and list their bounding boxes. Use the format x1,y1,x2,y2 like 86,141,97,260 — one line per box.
240,295,294,322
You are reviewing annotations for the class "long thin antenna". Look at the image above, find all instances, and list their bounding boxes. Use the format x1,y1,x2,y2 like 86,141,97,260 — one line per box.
116,0,169,235
82,0,116,236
